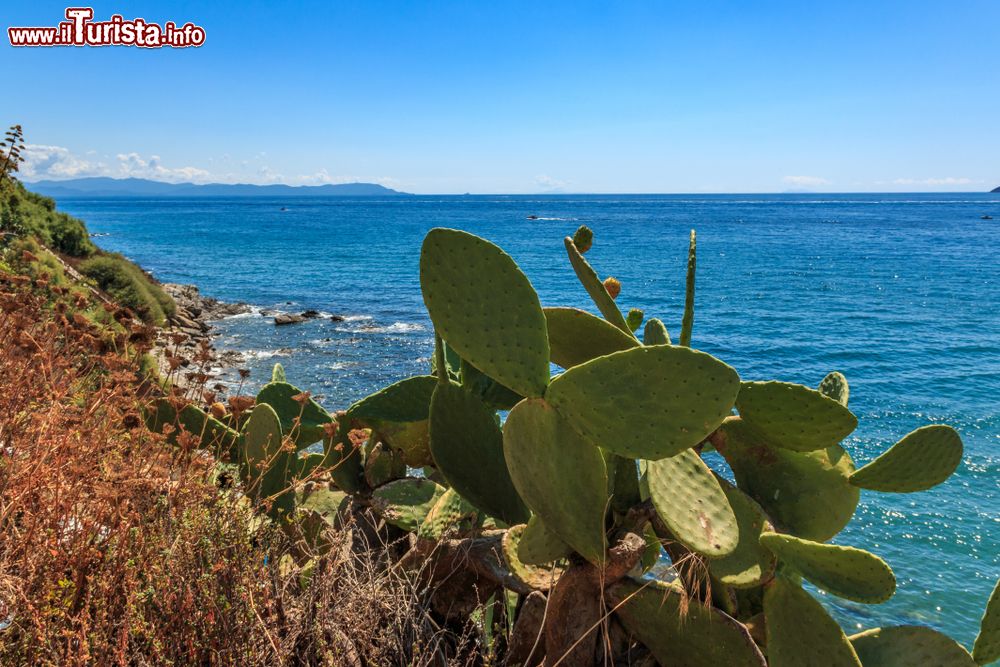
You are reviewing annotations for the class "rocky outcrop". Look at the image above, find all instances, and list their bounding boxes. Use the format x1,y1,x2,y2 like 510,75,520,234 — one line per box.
163,283,251,321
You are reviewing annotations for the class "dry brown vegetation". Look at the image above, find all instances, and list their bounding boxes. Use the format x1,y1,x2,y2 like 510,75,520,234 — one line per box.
0,269,486,666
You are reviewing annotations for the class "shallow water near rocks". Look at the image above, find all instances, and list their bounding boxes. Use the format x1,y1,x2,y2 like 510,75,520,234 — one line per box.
59,193,999,646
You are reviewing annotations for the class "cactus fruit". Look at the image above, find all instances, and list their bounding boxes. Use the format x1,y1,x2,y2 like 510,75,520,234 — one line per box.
642,317,670,345
241,403,295,518
502,398,608,565
417,487,480,540
429,381,529,525
517,514,572,565
849,424,963,493
563,235,634,336
603,276,622,300
420,228,550,397
644,449,739,557
764,575,862,666
708,476,777,588
626,307,644,332
819,370,849,406
736,381,858,452
572,224,594,253
256,381,334,448
759,533,896,603
974,578,1000,665
501,524,566,591
546,345,740,459
271,362,286,383
371,477,446,533
850,626,976,666
717,418,860,541
543,306,638,369
679,229,696,347
607,578,767,667
346,375,437,466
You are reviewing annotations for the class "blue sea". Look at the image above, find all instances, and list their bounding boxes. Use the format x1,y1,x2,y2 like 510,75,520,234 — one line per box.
59,193,999,646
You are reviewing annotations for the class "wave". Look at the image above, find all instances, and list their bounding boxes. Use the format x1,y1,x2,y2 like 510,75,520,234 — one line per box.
356,322,426,334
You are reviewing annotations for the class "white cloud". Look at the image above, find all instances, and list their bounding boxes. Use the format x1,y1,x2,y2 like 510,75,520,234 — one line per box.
782,175,831,187
535,174,569,192
115,152,212,183
891,177,981,187
21,144,104,179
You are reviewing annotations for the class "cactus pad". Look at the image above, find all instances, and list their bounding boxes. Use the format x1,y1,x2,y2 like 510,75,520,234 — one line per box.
417,487,480,540
546,345,740,459
543,306,638,368
242,403,295,517
256,381,334,448
645,449,739,556
759,533,896,603
271,362,286,383
849,424,963,493
502,398,608,565
764,575,862,666
607,578,767,667
974,578,1000,665
346,375,437,466
146,399,240,456
819,371,850,406
420,229,550,397
718,418,859,541
679,229,696,347
429,381,529,525
850,626,976,666
708,476,776,588
563,236,634,336
736,381,858,452
642,317,671,345
517,514,571,565
501,524,566,591
371,477,446,533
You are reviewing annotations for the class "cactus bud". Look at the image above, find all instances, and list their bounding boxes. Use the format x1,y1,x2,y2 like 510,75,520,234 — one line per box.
603,276,621,300
626,308,644,332
572,225,594,253
209,402,227,420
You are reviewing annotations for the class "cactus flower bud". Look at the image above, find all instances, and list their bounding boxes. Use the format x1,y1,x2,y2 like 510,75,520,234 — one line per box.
572,225,594,253
603,276,621,300
626,308,644,332
210,402,227,420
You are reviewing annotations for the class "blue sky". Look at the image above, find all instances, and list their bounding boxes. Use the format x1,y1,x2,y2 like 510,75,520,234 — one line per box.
4,1,998,193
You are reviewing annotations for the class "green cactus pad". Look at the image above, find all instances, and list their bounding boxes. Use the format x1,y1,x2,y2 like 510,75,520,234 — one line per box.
502,398,608,565
417,487,480,540
718,418,859,541
974,578,1000,665
759,533,896,603
242,403,295,517
429,382,529,525
517,514,571,565
607,578,766,667
819,371,850,406
543,306,638,368
299,487,349,519
546,345,740,460
420,229,550,397
679,229,696,347
850,626,976,666
271,362,286,383
363,441,406,488
146,399,240,456
642,317,671,345
255,381,334,448
736,381,858,452
708,476,776,588
849,424,963,493
764,575,862,666
346,375,437,466
607,453,642,514
295,451,327,479
371,477,446,533
322,414,364,495
645,449,739,556
501,524,566,591
563,235,634,336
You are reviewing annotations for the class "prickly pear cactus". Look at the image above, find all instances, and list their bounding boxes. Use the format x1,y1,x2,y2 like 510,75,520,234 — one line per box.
764,574,862,667
974,578,1000,665
850,626,976,666
849,424,963,493
735,381,858,452
544,306,637,368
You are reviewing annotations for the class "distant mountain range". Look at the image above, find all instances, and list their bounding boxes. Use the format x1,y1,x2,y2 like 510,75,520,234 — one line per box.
25,177,407,197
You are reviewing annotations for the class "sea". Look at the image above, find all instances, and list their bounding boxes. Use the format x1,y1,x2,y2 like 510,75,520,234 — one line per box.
58,193,999,646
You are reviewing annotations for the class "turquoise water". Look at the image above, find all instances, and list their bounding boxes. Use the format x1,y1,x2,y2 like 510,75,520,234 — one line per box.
59,194,999,645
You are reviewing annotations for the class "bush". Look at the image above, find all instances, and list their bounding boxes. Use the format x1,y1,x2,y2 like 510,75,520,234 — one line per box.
0,183,95,256
79,254,172,325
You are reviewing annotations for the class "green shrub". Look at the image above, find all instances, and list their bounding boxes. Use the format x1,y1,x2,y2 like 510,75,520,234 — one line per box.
79,254,171,325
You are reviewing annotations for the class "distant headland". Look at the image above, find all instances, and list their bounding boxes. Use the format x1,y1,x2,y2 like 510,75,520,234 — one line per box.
25,177,408,198
991,185,1000,193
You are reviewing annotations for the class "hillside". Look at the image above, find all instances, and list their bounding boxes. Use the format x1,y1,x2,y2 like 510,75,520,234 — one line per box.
26,177,408,198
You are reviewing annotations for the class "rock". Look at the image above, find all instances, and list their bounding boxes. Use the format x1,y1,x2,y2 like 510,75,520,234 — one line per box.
301,309,321,319
329,314,345,322
163,283,251,321
275,313,307,325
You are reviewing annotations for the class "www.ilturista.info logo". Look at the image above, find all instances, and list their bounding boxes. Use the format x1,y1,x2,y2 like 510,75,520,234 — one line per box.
8,7,205,48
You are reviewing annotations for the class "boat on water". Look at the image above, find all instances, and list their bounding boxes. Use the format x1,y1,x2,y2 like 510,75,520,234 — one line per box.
981,215,993,220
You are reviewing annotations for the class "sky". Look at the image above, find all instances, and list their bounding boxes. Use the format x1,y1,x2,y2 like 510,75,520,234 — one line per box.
3,1,999,194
